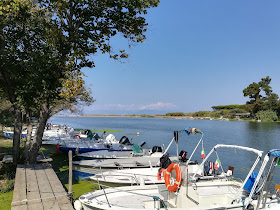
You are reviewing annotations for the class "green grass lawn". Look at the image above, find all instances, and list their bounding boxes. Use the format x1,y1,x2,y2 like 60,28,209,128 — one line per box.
0,135,15,210
0,191,13,210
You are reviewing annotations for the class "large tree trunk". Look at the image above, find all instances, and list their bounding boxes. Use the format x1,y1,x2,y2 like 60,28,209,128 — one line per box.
24,111,33,162
27,100,49,163
12,108,22,164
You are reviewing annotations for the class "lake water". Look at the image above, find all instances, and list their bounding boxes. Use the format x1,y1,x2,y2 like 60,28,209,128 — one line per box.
50,116,280,186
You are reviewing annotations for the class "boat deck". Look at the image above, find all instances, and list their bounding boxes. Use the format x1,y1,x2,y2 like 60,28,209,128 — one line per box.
11,163,73,210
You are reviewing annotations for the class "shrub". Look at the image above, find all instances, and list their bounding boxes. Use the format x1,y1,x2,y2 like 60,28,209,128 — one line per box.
192,111,212,117
165,112,186,117
256,110,278,122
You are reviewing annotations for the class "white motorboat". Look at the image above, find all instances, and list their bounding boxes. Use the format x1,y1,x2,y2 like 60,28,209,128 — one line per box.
3,128,27,138
77,143,159,159
42,128,98,145
73,154,178,177
88,127,206,185
71,127,202,177
3,124,74,141
90,167,164,185
78,143,265,209
76,135,151,159
59,134,138,154
42,124,75,144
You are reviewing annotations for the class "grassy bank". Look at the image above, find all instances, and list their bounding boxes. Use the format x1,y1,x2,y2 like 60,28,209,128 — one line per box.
0,135,16,210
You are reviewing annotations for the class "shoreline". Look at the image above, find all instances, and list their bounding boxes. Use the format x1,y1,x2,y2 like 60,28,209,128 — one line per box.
53,114,250,121
53,114,191,119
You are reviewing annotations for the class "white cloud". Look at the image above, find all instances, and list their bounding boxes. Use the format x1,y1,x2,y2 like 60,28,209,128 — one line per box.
86,102,177,111
139,102,176,110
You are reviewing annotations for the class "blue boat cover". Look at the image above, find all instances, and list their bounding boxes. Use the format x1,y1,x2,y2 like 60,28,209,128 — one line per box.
180,127,191,135
268,149,280,157
243,172,258,193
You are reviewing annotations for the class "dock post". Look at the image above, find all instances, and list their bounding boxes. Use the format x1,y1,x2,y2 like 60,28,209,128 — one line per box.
68,150,73,200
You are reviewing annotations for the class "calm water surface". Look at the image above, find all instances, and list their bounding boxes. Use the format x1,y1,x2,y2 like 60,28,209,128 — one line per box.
50,116,280,185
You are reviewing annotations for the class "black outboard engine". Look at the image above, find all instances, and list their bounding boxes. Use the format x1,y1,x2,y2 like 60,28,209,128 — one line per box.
203,160,210,176
179,150,188,162
139,141,147,148
119,136,132,145
152,146,163,153
159,153,172,169
92,132,100,140
85,129,91,135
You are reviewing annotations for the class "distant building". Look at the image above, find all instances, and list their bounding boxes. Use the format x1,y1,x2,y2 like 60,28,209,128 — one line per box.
235,113,250,118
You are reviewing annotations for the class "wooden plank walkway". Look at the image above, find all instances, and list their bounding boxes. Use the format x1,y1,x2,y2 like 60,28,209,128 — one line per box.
11,163,74,210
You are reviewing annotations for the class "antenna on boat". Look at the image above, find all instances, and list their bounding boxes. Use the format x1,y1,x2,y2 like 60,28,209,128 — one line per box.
174,131,179,158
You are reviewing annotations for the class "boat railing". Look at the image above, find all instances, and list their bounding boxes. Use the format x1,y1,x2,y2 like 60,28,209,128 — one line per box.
191,144,263,186
93,168,162,186
81,179,166,209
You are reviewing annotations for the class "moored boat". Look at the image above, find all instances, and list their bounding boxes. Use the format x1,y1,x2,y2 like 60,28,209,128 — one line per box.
72,127,203,178
88,127,206,185
59,134,137,154
78,143,265,209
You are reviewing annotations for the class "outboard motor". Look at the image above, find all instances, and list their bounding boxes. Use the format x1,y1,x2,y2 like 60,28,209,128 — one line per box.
106,134,117,143
203,160,210,176
152,146,163,153
85,129,91,135
119,136,131,145
179,150,188,162
139,141,148,148
92,132,100,141
159,153,172,169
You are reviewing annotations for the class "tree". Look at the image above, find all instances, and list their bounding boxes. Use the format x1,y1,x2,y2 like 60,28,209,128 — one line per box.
0,0,33,163
243,82,261,104
1,0,160,163
243,76,279,118
0,91,13,130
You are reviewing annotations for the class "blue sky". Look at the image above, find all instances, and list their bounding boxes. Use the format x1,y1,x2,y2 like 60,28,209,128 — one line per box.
81,0,280,115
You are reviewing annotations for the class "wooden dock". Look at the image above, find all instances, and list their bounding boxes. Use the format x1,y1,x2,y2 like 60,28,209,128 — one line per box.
11,163,74,210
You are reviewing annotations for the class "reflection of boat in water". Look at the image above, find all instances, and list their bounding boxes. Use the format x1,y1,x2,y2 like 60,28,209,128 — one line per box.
78,143,267,210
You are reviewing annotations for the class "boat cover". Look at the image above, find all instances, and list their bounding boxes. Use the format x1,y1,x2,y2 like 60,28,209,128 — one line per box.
180,127,202,135
268,149,280,157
